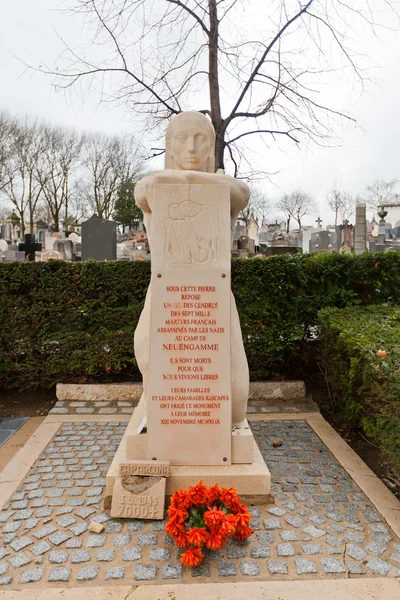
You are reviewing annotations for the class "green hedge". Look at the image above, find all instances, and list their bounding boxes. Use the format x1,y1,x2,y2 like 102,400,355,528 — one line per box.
1,251,400,389
317,306,400,468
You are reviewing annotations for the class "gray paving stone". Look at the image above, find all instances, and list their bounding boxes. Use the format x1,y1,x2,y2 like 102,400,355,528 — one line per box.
295,558,317,574
33,525,57,540
0,549,9,561
263,518,281,530
31,542,51,556
104,521,123,533
191,563,211,577
122,547,142,561
0,577,12,585
267,507,286,517
3,521,20,534
14,509,34,521
105,567,125,580
75,507,96,519
390,551,400,564
49,531,71,546
227,545,247,559
56,515,76,528
285,515,305,528
367,556,392,576
8,552,32,568
218,561,237,576
251,545,270,558
320,557,346,573
77,566,99,581
72,550,91,563
370,524,389,533
18,568,45,583
86,535,106,548
134,564,157,580
346,544,366,561
240,561,259,576
280,530,298,542
97,549,116,562
326,535,344,548
365,541,387,555
162,564,182,579
48,567,71,582
267,560,288,574
49,550,69,564
138,533,157,546
112,534,132,546
277,543,295,556
0,564,8,576
10,537,33,552
70,522,89,537
150,548,171,561
303,525,326,538
66,538,82,549
346,561,366,574
302,543,321,555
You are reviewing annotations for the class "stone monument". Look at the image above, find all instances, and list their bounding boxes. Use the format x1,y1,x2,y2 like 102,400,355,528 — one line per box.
105,112,271,516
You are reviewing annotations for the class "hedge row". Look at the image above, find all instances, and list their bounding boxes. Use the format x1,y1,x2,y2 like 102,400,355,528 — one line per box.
317,305,400,469
1,251,400,389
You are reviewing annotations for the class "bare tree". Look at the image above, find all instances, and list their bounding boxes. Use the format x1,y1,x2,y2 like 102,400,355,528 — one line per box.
37,126,83,232
83,133,144,219
327,185,356,226
239,186,270,227
35,0,397,176
1,119,45,236
276,189,317,232
364,179,399,211
0,112,17,194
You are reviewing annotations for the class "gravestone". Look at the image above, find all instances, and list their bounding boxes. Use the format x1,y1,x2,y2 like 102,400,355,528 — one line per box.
309,230,337,253
105,112,271,515
18,234,42,261
41,250,61,261
81,216,117,261
53,239,73,261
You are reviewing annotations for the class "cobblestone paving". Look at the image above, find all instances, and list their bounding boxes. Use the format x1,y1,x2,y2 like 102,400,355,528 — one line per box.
50,398,318,416
0,420,399,588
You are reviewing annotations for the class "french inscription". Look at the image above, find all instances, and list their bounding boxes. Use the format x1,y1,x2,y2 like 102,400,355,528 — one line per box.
119,461,170,477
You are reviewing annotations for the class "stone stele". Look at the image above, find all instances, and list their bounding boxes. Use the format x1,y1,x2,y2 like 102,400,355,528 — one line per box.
105,112,271,513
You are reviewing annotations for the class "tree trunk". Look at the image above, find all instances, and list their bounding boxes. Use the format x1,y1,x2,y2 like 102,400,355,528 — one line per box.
286,217,290,233
208,0,224,171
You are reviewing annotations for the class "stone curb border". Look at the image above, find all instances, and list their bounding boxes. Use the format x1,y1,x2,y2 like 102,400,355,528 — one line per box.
0,578,399,599
56,381,307,402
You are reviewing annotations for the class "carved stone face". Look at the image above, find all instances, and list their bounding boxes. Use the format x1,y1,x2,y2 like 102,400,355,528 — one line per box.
166,112,214,172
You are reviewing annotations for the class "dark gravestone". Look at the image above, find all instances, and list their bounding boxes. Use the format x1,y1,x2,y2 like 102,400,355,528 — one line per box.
19,234,42,261
81,216,117,261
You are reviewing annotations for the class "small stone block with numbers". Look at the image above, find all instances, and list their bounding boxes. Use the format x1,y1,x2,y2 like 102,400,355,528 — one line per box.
119,460,170,477
110,476,166,520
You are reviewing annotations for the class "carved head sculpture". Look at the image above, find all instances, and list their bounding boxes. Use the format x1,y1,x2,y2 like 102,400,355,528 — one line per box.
165,111,215,173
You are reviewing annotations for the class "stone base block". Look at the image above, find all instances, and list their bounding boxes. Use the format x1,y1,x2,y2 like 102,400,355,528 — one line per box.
105,432,271,510
56,382,142,402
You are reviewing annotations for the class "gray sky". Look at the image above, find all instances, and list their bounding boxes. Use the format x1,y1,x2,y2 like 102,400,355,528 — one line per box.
1,0,400,225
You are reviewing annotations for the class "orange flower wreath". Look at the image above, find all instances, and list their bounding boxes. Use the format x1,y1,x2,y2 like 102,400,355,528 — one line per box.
165,481,253,567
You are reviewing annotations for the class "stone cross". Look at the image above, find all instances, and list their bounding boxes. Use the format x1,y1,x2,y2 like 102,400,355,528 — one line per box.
315,217,323,228
18,234,42,261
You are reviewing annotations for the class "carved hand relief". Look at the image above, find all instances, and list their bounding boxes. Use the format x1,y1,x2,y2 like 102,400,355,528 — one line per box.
165,200,220,266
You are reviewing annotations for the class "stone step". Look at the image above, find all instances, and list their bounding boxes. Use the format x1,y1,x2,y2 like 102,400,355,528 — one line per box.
56,380,306,402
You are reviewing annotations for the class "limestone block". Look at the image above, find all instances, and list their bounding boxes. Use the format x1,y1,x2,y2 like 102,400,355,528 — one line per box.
110,476,166,520
232,421,253,464
249,381,306,401
56,383,142,402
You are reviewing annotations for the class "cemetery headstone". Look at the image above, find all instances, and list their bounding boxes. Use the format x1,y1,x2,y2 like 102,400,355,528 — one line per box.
81,215,117,261
18,234,42,261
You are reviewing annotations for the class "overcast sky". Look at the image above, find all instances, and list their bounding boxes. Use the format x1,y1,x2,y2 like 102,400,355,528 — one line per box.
1,0,400,225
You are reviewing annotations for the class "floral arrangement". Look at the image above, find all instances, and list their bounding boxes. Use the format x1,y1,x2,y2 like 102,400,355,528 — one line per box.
165,481,253,567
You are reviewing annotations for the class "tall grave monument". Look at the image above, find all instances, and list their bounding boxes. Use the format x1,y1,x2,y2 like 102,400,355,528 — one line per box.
105,113,271,516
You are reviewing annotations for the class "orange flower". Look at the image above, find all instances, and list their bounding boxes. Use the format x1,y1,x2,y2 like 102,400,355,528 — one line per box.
170,488,192,510
167,506,187,524
219,487,240,510
234,526,253,541
219,513,238,535
206,483,220,504
377,349,388,358
165,520,186,537
236,508,251,529
175,530,190,548
187,527,209,547
187,481,209,505
180,546,204,567
205,528,225,550
203,507,225,528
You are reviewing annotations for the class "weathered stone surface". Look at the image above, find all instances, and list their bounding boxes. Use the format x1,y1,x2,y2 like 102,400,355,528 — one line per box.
56,383,142,402
249,381,306,400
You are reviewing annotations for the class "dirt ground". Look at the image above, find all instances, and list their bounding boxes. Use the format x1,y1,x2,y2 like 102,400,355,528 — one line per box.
0,387,56,417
